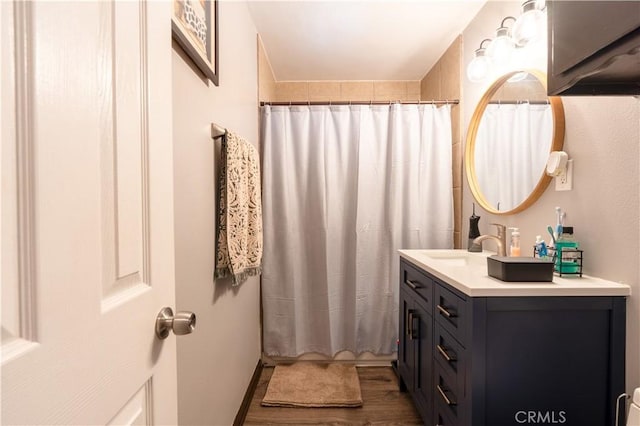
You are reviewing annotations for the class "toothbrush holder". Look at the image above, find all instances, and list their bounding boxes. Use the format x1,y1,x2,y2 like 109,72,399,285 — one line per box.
533,245,583,277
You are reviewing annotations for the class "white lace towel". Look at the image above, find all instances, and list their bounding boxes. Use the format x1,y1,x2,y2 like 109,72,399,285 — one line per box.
214,131,263,285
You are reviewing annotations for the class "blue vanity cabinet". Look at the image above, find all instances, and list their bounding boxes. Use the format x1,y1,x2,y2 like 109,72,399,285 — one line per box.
398,257,626,426
469,296,626,426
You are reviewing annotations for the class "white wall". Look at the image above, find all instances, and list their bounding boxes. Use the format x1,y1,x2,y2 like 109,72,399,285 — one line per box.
462,1,640,395
172,2,261,424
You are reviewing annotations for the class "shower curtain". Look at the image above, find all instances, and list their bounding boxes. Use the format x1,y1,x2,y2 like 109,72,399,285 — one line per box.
475,103,553,211
261,104,453,357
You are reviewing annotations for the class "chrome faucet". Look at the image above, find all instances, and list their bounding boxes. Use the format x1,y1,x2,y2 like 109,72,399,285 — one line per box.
470,223,507,256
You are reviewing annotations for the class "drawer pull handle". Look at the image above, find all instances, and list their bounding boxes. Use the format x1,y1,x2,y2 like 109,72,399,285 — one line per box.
408,312,419,340
405,311,410,336
437,384,456,406
437,344,456,362
407,311,414,338
437,304,456,318
405,279,421,290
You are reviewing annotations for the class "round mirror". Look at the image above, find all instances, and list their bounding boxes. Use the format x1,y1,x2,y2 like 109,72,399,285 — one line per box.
465,70,565,215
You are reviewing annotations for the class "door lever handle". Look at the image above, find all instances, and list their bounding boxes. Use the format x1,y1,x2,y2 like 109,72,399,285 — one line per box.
155,307,196,339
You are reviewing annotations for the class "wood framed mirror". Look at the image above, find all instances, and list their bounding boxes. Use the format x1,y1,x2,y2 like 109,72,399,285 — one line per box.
465,70,565,215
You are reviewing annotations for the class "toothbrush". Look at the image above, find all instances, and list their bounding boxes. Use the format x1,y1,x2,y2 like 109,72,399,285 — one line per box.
555,207,562,239
547,226,556,246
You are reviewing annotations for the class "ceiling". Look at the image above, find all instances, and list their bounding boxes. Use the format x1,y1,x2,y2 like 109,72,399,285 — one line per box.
247,0,487,81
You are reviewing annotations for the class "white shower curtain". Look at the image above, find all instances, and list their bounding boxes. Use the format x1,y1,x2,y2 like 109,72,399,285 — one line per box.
261,104,453,357
475,103,553,211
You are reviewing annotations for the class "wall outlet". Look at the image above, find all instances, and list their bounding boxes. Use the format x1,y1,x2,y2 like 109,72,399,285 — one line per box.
555,159,573,191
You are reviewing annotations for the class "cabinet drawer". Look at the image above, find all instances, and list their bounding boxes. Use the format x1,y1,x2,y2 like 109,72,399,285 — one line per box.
401,260,434,312
434,398,458,426
434,322,466,390
435,283,467,346
434,364,461,421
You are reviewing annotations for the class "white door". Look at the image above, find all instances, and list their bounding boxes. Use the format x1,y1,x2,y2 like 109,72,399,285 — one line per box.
2,1,179,424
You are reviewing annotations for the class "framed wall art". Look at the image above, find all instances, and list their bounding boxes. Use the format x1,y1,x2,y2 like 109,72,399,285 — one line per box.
172,0,219,85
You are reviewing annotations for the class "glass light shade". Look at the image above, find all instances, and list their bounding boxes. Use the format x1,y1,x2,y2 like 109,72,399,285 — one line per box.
487,23,516,68
486,34,515,67
467,52,492,83
512,8,545,46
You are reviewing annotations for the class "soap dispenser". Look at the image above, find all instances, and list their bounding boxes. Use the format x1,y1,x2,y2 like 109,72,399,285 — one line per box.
509,227,521,257
468,203,482,252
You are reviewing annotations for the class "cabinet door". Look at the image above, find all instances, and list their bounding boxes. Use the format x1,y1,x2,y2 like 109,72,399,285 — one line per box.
478,296,625,426
398,287,415,391
412,297,433,422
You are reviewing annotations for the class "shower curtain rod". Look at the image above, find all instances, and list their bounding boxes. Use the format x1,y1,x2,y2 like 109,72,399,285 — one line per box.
212,99,459,140
488,100,549,105
260,100,459,106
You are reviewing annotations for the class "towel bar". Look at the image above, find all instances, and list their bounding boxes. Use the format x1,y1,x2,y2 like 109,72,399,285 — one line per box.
211,123,226,139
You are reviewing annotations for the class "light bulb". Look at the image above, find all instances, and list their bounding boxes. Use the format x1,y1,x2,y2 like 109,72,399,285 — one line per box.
486,18,516,68
467,55,492,82
467,43,492,82
513,0,546,46
487,35,515,67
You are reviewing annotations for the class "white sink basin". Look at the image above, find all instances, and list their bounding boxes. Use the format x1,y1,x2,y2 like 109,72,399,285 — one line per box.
420,250,488,267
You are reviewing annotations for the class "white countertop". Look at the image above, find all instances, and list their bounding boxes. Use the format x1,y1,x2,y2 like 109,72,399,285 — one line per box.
399,249,632,297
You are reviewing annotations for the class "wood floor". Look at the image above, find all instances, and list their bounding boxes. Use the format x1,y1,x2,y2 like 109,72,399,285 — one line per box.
242,366,422,425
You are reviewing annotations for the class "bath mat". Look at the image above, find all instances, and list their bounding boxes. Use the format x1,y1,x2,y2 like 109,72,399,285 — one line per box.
261,363,363,408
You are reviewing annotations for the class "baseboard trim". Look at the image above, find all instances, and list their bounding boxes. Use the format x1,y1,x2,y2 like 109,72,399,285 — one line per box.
233,359,263,426
261,352,396,367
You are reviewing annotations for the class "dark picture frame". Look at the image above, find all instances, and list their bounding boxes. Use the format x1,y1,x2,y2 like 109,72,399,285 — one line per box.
172,0,219,85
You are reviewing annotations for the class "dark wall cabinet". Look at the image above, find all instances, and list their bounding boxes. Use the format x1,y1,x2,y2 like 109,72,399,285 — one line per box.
547,1,640,95
397,258,626,426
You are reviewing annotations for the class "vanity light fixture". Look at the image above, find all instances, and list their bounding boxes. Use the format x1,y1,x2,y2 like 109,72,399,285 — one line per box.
466,3,548,83
512,0,547,46
486,17,517,67
467,39,493,83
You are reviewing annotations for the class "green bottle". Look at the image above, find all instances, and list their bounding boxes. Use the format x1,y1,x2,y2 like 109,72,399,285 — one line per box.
554,226,579,274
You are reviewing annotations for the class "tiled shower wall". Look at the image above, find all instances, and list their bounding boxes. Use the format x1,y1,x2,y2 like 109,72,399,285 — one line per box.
271,81,421,103
258,35,462,248
420,36,463,248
